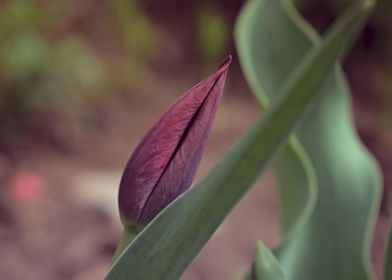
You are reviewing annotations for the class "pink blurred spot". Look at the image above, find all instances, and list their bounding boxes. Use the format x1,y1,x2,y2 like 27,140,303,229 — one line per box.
10,171,45,202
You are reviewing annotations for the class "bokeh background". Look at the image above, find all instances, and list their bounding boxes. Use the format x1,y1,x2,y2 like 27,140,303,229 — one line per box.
0,0,390,279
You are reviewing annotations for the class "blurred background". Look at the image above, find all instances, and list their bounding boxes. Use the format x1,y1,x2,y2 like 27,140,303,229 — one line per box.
0,0,390,279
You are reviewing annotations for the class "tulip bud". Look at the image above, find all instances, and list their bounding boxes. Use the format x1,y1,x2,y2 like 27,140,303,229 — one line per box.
118,55,232,226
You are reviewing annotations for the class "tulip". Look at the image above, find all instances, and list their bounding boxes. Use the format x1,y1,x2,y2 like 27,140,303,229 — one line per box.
118,56,232,226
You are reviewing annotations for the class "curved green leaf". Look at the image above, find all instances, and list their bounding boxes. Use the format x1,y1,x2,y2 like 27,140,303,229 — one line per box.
105,2,372,279
250,241,285,280
235,0,319,239
236,0,381,279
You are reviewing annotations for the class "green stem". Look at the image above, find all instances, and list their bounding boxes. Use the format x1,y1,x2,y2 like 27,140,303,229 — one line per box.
385,222,392,280
112,226,139,263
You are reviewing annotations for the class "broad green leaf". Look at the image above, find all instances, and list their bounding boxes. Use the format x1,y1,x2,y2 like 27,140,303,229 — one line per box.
250,241,285,280
235,0,319,239
385,223,392,280
273,138,317,236
105,2,372,279
236,0,381,279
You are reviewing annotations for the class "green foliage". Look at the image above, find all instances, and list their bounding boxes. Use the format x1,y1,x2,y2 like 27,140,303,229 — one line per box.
236,0,381,280
0,0,158,148
195,3,229,71
249,242,285,280
0,38,105,117
0,0,46,38
109,0,154,59
0,1,106,119
105,2,371,278
385,223,392,280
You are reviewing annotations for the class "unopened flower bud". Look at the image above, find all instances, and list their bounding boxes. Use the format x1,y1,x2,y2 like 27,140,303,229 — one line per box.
118,56,232,226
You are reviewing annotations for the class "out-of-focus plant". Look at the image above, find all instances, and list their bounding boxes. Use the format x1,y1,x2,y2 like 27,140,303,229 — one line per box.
0,0,109,149
247,241,284,280
0,0,162,151
236,0,382,279
108,0,155,86
103,1,391,279
195,3,229,72
295,0,392,213
385,224,392,280
109,0,154,59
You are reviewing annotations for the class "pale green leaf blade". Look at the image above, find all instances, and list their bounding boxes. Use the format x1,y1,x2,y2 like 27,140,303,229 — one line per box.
251,241,285,280
105,2,372,279
385,223,392,280
236,0,381,279
235,0,320,238
273,138,317,235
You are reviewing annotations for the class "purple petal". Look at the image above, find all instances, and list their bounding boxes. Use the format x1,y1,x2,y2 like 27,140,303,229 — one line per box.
119,56,232,225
